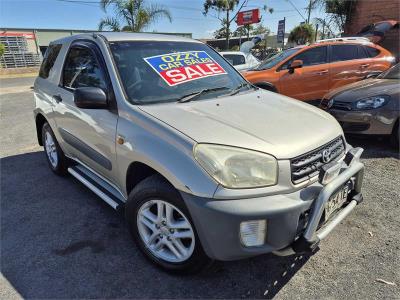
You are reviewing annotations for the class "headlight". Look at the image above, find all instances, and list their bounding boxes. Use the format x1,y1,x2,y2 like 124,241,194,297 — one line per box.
355,95,390,110
194,144,278,189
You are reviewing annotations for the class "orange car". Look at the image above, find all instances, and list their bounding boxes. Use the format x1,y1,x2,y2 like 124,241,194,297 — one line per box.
243,38,395,103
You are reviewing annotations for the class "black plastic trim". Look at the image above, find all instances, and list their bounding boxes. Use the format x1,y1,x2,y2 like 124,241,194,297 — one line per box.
59,128,112,170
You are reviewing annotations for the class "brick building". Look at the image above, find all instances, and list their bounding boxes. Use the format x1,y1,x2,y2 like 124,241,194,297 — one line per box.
344,0,399,59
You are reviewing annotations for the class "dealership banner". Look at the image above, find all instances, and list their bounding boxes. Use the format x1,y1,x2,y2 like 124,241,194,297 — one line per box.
144,51,227,86
277,19,285,43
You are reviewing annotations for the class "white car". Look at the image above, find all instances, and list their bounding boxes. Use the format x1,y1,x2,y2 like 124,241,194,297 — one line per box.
220,51,259,71
220,38,260,71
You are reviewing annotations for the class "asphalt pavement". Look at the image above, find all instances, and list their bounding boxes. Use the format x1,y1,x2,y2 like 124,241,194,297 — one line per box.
0,77,399,299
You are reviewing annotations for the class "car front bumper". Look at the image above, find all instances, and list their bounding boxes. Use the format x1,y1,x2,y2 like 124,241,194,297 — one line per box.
181,148,364,261
329,108,397,135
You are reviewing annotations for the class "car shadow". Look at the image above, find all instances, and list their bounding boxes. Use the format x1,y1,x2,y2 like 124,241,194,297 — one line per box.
345,135,399,159
1,151,311,299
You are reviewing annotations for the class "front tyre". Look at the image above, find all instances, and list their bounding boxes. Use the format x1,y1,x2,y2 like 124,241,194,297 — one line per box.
42,123,68,175
125,175,212,274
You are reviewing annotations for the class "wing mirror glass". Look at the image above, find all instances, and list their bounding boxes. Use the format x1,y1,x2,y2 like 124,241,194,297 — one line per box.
288,59,303,73
74,87,108,109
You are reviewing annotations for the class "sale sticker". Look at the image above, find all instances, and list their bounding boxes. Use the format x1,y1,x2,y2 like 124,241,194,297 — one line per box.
144,51,227,86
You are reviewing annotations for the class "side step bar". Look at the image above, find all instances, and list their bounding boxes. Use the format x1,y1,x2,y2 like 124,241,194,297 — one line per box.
68,166,125,210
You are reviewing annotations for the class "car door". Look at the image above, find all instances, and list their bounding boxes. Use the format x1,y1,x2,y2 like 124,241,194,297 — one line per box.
53,41,119,183
328,44,372,90
277,45,329,101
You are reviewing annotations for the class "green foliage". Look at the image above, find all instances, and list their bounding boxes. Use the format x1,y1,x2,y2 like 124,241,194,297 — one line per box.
0,43,5,57
314,0,356,33
203,0,239,15
98,0,172,32
288,24,315,45
252,23,270,36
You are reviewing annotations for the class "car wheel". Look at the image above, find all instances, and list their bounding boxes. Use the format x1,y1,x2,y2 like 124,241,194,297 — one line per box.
42,122,68,175
390,120,399,149
125,175,213,274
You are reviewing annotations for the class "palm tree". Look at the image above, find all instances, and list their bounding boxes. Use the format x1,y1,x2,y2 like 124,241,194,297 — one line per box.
98,0,172,32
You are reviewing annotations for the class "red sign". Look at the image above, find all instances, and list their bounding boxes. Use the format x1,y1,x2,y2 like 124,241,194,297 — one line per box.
236,9,261,26
0,32,36,39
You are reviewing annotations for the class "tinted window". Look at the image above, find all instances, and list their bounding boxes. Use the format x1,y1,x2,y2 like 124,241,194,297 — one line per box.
223,54,246,66
62,47,107,90
364,46,380,57
39,44,62,79
255,48,300,70
282,46,327,69
357,45,368,59
331,45,367,62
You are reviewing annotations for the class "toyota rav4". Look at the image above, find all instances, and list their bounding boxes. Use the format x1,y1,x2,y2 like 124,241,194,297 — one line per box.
34,33,365,273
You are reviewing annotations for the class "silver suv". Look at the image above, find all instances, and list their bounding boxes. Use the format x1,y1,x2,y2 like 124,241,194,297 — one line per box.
34,33,365,273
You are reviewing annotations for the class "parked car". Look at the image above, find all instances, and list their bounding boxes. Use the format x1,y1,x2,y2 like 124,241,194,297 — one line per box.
320,64,399,147
220,38,260,71
34,32,365,273
243,37,394,103
220,51,259,71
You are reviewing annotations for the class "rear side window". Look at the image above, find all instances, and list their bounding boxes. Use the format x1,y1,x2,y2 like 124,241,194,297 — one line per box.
62,47,107,90
39,44,62,79
223,54,246,66
364,46,380,57
331,44,367,62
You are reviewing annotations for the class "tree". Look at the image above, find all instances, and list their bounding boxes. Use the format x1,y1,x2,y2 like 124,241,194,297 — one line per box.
314,0,356,34
288,24,315,45
203,0,247,50
98,0,172,32
252,23,270,36
0,43,5,57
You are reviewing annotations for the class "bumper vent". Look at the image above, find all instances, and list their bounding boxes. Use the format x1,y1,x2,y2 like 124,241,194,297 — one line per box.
290,136,345,184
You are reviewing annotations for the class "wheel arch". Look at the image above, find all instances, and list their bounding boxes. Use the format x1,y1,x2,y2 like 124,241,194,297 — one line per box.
253,81,278,92
35,113,48,146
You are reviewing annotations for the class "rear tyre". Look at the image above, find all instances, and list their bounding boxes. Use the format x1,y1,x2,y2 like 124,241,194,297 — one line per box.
125,175,213,274
42,123,68,175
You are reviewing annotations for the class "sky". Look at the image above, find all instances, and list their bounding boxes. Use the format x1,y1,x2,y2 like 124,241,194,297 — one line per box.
0,0,326,38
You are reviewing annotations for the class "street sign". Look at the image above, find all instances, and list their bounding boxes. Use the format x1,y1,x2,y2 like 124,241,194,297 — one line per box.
277,19,285,44
236,9,261,26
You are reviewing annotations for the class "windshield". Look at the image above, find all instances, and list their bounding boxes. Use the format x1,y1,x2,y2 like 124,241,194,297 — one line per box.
379,64,400,80
109,41,247,104
253,48,300,70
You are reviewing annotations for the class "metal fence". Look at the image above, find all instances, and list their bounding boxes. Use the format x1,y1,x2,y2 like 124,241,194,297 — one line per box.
0,35,41,68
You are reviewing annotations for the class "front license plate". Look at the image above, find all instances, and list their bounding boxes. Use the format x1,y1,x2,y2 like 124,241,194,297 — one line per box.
325,184,350,220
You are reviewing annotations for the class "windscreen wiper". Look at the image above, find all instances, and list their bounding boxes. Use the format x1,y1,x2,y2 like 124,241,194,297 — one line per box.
228,82,253,96
177,86,230,103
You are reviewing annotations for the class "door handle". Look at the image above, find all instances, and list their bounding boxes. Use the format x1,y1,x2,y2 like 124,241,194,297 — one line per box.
316,70,328,75
53,95,63,103
360,64,370,68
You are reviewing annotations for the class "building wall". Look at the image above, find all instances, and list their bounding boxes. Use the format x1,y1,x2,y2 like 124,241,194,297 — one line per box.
345,0,399,58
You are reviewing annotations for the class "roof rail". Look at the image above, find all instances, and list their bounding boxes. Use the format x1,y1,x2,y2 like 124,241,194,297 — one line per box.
315,37,371,43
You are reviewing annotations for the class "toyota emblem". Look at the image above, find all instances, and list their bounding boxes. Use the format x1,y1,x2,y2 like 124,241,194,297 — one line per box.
322,149,332,163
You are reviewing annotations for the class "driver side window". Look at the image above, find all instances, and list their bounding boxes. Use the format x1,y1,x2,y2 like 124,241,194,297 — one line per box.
62,46,107,90
282,46,328,70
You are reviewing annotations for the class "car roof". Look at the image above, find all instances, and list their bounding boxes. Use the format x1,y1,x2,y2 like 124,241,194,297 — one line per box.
51,32,200,44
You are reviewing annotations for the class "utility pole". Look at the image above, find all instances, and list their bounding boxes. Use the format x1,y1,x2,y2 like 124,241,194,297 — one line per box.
307,0,312,24
282,17,285,49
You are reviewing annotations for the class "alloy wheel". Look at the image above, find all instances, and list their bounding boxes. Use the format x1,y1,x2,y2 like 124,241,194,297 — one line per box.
137,199,195,263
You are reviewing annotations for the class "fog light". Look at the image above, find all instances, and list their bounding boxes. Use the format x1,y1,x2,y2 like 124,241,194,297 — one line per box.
240,220,267,247
319,161,341,185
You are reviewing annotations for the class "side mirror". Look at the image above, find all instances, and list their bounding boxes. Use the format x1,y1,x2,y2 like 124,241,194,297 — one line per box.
74,87,108,109
288,59,303,73
364,71,382,79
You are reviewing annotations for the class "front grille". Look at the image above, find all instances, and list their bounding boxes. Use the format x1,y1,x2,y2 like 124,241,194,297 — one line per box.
290,136,345,184
320,98,353,111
